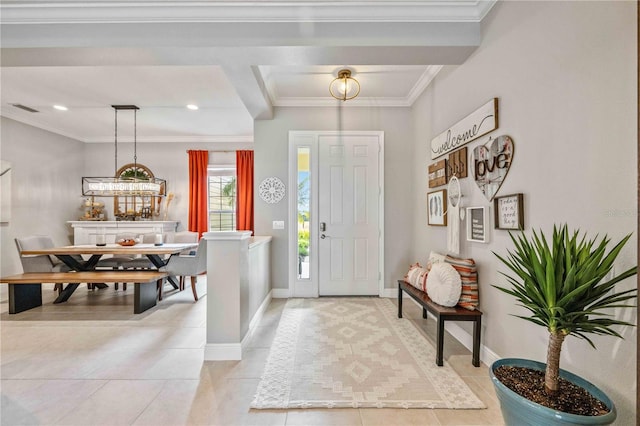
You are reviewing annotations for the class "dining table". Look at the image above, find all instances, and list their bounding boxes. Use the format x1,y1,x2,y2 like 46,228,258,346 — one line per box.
20,242,199,303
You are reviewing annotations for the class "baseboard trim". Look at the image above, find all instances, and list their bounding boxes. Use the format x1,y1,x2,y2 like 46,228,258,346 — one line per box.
380,288,397,298
204,343,242,360
272,288,290,298
249,290,272,331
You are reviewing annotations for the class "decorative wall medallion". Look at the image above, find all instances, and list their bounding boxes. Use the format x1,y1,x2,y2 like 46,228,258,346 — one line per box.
259,177,286,204
472,135,514,201
428,159,448,188
430,98,499,160
447,147,468,180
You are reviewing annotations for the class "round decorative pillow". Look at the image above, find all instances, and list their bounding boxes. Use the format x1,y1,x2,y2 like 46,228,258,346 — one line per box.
426,262,462,307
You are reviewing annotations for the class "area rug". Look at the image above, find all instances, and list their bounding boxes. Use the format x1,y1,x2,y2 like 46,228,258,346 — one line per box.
251,298,485,409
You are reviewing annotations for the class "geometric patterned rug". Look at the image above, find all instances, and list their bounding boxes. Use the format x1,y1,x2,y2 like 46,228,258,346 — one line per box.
251,298,486,409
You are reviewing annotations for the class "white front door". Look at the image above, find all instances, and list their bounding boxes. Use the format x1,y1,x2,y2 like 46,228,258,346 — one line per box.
318,133,381,296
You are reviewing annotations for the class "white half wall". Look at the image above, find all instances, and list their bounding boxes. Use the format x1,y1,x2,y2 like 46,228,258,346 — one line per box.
411,1,637,423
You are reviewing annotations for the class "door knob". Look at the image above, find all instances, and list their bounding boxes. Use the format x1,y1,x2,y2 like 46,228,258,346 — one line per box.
321,234,326,239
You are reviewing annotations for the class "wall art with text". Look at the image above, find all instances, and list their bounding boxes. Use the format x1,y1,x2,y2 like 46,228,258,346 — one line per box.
472,135,514,202
430,98,498,160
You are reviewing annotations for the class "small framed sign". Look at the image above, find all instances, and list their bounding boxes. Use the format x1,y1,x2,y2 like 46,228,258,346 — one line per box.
494,193,524,230
428,159,448,188
466,206,489,243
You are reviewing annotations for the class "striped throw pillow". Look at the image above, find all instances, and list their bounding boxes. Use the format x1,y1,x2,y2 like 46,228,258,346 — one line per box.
444,255,479,310
404,262,429,292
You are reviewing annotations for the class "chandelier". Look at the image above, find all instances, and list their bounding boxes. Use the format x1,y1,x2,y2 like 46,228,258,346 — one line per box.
82,105,165,197
329,69,360,101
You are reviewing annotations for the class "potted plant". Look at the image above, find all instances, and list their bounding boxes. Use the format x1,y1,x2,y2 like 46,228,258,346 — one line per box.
490,224,637,425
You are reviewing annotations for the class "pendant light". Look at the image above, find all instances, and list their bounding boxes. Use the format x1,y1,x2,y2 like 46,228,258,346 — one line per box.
82,105,165,197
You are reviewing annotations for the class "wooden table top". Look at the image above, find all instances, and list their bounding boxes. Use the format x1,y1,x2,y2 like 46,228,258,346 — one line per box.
21,243,198,256
1,271,168,284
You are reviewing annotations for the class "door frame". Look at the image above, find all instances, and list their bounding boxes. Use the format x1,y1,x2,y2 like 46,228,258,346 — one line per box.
288,130,385,298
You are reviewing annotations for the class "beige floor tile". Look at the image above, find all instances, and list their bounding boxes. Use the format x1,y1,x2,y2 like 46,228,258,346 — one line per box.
1,379,107,425
248,325,279,348
226,348,271,379
208,378,287,426
1,294,499,426
132,379,222,426
285,408,363,426
447,355,490,377
54,379,165,425
433,407,499,426
359,408,440,425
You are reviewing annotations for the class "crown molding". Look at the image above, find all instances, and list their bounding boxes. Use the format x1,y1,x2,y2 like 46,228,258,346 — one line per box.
270,65,443,108
1,1,497,24
406,65,443,105
272,97,412,108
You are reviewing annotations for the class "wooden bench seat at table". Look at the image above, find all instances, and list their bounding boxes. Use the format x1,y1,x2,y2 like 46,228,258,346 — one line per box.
397,279,482,367
1,271,168,314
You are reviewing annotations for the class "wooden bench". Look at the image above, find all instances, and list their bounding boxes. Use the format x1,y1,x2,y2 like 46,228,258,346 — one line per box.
397,280,482,367
1,271,168,314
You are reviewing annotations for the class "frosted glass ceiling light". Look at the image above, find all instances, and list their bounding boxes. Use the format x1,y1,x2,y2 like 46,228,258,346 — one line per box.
82,105,165,197
329,69,360,101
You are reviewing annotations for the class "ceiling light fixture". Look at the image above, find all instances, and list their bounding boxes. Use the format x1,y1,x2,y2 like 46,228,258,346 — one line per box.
53,105,68,111
329,69,360,101
82,105,165,197
186,104,199,110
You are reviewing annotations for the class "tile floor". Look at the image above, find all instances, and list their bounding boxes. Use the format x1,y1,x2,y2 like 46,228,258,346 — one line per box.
1,280,504,425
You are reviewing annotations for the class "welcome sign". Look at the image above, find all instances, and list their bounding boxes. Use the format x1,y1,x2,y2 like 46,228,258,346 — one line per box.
430,98,498,160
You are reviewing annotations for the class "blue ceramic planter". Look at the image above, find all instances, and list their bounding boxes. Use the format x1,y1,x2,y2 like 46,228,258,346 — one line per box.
490,358,616,426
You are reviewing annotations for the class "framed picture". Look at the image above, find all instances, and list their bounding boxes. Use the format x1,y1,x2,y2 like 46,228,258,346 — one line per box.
467,206,489,243
494,193,524,230
427,189,447,226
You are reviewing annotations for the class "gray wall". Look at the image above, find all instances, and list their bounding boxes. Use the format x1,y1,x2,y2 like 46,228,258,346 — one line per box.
411,1,637,423
0,117,85,278
254,106,415,290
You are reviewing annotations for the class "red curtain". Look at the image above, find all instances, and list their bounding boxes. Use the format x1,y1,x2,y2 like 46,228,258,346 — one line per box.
188,150,209,238
236,150,254,234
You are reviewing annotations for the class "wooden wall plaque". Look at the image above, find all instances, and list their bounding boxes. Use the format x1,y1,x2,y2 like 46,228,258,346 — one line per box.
428,159,448,188
448,147,468,180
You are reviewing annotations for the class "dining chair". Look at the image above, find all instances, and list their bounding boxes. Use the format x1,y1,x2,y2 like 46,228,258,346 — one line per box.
161,238,206,302
173,231,199,289
14,235,74,295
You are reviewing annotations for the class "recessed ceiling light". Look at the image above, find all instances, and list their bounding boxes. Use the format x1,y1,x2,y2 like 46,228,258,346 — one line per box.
53,105,68,111
186,104,199,110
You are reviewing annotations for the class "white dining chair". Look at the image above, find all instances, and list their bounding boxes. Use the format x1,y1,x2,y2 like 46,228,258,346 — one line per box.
161,238,206,302
15,235,74,295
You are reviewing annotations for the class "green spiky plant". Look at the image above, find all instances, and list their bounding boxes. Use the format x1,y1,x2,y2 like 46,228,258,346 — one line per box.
493,224,637,397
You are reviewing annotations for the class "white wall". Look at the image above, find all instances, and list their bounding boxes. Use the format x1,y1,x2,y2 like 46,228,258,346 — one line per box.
411,1,637,423
255,106,415,290
0,117,85,278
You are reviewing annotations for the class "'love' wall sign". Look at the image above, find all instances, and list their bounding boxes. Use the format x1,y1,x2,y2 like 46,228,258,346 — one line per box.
430,98,499,160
